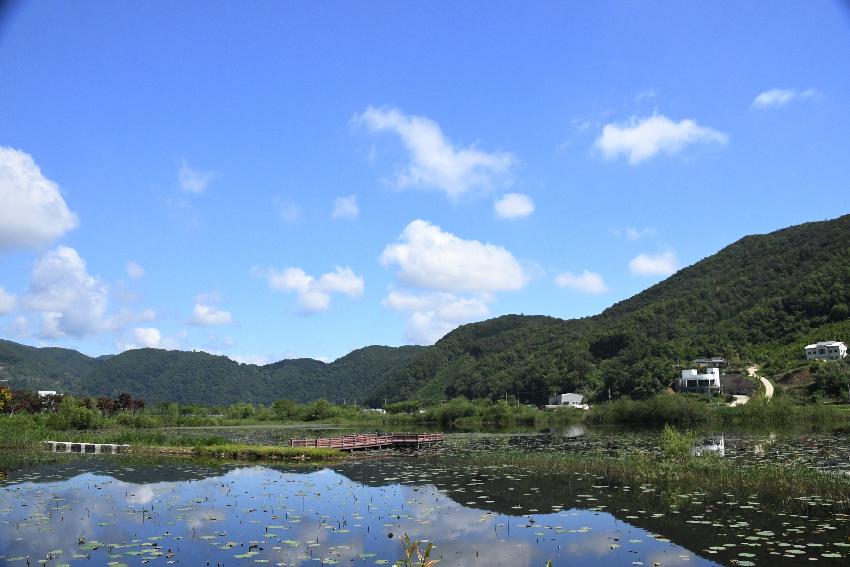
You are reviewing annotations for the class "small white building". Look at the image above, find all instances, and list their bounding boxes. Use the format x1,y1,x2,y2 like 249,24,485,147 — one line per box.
37,390,57,397
548,393,584,407
678,368,721,393
805,341,847,361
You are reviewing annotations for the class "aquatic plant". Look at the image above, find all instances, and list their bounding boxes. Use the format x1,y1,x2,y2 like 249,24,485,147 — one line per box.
659,424,694,460
397,533,437,567
192,443,343,461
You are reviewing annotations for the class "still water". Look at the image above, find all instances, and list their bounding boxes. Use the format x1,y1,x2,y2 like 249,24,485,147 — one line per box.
3,429,850,566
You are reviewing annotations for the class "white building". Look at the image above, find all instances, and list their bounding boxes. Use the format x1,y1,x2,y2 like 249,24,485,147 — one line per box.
805,341,847,361
548,393,584,407
678,368,721,393
37,390,57,397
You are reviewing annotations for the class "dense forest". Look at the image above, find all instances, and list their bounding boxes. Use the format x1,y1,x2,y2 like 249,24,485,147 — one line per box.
0,341,423,406
2,214,849,406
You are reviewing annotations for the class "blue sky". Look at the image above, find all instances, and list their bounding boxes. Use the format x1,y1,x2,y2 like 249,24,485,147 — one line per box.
1,1,849,363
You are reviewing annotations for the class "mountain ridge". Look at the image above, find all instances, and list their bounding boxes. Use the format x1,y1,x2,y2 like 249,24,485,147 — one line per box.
2,213,849,406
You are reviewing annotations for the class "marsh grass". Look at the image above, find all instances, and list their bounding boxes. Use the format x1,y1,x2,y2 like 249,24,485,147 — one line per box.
191,444,343,461
460,450,850,510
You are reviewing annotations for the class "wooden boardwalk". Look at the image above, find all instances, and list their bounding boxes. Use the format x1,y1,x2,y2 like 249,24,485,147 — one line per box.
289,433,444,451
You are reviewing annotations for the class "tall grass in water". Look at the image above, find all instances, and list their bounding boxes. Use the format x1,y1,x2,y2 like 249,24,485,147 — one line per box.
460,431,850,511
192,444,342,461
0,415,51,448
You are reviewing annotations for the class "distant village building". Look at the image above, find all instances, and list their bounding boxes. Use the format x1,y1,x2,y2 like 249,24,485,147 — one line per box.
805,341,847,361
37,390,57,397
678,368,721,393
693,357,726,367
547,393,585,407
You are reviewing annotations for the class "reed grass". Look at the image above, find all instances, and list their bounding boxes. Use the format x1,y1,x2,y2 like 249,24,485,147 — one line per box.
191,444,343,461
460,450,850,509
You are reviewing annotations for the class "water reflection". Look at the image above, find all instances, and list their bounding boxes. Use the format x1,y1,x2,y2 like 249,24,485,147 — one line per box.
0,459,718,567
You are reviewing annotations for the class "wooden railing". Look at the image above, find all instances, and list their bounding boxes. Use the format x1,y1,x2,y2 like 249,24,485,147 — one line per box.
289,433,444,451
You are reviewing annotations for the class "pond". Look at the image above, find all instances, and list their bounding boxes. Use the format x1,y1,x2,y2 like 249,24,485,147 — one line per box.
2,447,850,566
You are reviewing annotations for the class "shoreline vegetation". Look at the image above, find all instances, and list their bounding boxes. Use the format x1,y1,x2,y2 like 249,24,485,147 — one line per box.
457,425,850,511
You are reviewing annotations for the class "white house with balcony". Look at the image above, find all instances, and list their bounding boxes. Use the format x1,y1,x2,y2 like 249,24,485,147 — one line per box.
547,393,587,409
678,367,721,393
805,341,847,361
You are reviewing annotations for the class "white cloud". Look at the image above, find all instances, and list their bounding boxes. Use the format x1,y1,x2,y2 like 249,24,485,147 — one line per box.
229,354,270,366
252,265,364,314
130,327,162,348
383,290,490,344
125,261,145,279
331,195,359,220
555,270,609,294
752,88,821,109
629,251,679,276
191,303,233,326
494,193,534,219
25,246,109,338
595,114,728,164
116,327,184,351
0,146,78,250
178,160,216,194
0,287,16,315
353,106,515,199
380,219,527,293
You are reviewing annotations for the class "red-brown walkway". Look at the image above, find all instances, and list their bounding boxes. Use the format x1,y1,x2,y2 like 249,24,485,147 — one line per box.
289,433,444,451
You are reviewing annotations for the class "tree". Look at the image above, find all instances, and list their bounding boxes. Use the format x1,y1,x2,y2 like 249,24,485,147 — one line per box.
812,361,850,397
96,397,118,417
272,398,300,420
0,387,11,413
117,392,134,411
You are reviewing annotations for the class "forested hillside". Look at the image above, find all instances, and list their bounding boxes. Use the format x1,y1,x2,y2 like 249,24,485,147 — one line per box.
3,214,849,406
367,214,850,404
0,341,424,406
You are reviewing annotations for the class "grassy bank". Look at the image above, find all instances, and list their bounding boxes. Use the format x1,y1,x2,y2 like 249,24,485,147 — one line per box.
587,393,847,427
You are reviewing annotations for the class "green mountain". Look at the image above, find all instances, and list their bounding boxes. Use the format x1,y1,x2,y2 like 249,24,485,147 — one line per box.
3,214,849,406
0,340,424,406
367,213,850,404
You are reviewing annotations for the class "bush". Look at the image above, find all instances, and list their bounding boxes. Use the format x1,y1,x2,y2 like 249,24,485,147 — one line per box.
46,397,102,430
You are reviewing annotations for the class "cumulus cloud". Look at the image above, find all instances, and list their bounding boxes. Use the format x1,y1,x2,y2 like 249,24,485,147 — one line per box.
252,265,364,314
629,251,679,276
752,88,821,108
125,261,145,279
380,220,527,292
129,327,162,348
353,106,515,199
494,193,534,219
190,303,233,326
0,287,16,315
383,291,490,344
595,114,728,164
229,354,270,366
0,146,79,250
331,195,359,220
116,327,183,351
24,246,109,338
555,270,609,294
380,220,527,343
178,160,216,194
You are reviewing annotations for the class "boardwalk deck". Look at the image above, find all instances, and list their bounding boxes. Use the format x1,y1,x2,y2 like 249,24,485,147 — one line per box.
289,433,444,451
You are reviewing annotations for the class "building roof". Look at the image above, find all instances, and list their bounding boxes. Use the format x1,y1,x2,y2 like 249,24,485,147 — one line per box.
805,341,847,349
